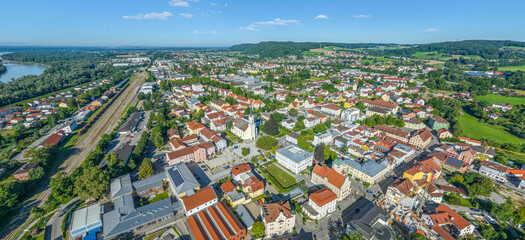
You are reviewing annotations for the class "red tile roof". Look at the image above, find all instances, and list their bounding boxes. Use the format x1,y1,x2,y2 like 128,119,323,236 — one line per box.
312,164,346,188
181,186,217,212
309,187,337,207
231,163,251,176
261,201,293,223
220,180,236,193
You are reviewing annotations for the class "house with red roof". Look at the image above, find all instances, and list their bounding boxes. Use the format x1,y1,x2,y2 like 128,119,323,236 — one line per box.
311,164,351,201
421,204,475,238
303,187,338,220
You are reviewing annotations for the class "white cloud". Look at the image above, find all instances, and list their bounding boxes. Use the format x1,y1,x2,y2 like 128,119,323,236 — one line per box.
210,2,217,5
225,3,228,7
179,13,194,19
123,11,173,20
240,18,301,31
169,0,189,7
194,30,220,34
423,27,439,32
169,0,198,7
353,14,370,18
314,14,329,20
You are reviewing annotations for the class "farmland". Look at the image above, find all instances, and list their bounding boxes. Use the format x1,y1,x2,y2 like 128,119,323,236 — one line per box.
473,94,525,106
457,113,523,145
498,65,525,72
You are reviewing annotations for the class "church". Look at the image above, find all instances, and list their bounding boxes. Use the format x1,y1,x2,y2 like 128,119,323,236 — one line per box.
231,109,257,141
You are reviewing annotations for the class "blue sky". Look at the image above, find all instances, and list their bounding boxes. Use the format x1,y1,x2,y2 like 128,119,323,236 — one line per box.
0,0,523,47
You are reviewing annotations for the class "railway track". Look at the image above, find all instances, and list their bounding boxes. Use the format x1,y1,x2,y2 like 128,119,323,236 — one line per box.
1,72,145,240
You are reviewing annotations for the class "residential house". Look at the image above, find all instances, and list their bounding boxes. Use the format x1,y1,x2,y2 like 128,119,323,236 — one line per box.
261,201,296,237
311,164,351,201
303,187,337,220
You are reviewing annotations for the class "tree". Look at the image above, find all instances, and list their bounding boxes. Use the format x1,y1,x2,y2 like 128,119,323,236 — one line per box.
264,117,280,136
252,221,266,238
242,147,249,156
355,101,366,111
288,108,298,116
138,158,155,180
293,120,305,132
410,233,430,240
314,143,325,163
256,136,277,150
29,167,44,180
313,123,327,133
50,172,74,203
74,166,109,201
251,156,258,164
271,146,277,155
107,152,123,178
30,207,45,218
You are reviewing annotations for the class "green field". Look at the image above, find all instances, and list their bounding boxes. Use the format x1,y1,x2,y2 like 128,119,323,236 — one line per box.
414,51,447,60
498,65,525,71
413,51,479,61
360,56,400,63
474,94,525,106
265,165,297,189
457,113,523,145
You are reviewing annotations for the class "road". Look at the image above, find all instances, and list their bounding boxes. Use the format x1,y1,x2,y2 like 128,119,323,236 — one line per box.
44,198,79,240
1,72,145,240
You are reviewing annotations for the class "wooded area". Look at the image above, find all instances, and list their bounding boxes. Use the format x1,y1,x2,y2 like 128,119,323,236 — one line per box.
0,51,125,107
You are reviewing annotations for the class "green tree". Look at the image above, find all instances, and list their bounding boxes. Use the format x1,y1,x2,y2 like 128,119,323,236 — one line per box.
293,120,305,132
410,233,431,240
29,167,44,180
314,143,325,163
74,166,109,201
288,108,298,116
264,117,280,136
252,221,266,238
256,136,277,150
314,123,327,133
50,172,74,203
251,156,258,164
107,152,123,178
242,147,249,156
138,158,155,180
30,207,45,218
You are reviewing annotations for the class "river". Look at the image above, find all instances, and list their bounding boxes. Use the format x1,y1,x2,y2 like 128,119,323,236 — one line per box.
0,52,47,83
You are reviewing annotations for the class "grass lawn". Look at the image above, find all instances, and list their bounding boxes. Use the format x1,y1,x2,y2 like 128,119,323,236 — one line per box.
473,94,525,106
34,233,45,240
265,165,297,189
458,113,523,145
499,65,525,72
143,230,166,240
150,192,169,204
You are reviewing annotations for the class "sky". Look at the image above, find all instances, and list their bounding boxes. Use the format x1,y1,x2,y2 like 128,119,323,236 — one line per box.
0,0,524,47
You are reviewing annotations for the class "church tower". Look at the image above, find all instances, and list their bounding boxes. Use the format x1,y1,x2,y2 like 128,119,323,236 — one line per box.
248,106,257,140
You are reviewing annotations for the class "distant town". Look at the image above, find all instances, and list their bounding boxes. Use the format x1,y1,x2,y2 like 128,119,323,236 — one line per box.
0,41,524,240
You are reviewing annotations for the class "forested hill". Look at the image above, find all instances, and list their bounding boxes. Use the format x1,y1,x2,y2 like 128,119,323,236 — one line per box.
230,40,525,59
380,40,525,59
0,63,6,74
230,41,402,58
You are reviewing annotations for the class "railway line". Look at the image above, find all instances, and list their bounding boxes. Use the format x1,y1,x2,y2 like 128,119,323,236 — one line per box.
1,72,145,240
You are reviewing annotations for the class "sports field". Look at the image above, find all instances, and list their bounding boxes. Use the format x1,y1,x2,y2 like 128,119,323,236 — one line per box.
474,94,525,106
457,113,523,145
265,164,297,189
